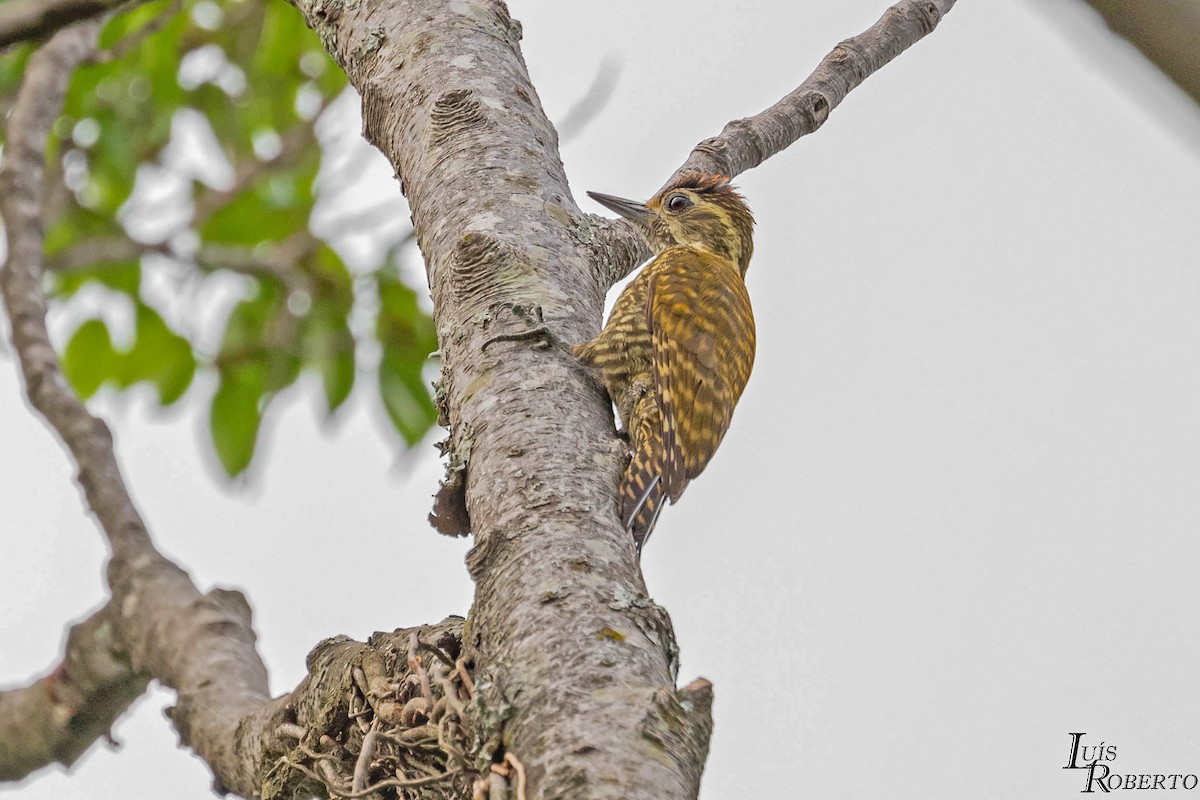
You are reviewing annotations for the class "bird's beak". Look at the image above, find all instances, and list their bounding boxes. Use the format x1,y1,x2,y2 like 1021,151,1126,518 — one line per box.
587,191,651,225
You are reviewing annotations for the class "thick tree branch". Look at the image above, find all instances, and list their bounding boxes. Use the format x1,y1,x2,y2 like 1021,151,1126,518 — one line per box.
1078,0,1200,107
0,0,118,49
287,0,709,797
591,0,959,287
0,603,148,781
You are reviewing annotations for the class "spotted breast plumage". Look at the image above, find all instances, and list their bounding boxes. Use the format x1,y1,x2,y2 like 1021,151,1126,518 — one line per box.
572,172,756,554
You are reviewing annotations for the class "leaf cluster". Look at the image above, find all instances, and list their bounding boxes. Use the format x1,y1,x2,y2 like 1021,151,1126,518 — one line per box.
0,0,437,476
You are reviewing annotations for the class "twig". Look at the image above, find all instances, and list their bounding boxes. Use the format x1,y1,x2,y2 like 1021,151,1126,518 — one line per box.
318,758,345,791
455,658,475,698
407,632,434,715
294,765,461,800
556,55,620,143
297,743,341,764
190,111,327,229
276,723,307,740
351,721,380,794
1078,0,1200,108
487,771,507,800
504,753,527,800
397,752,445,778
431,664,465,717
417,641,457,669
280,756,333,791
676,0,955,182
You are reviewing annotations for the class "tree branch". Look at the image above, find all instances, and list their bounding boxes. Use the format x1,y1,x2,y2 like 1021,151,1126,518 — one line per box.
1077,0,1200,107
286,1,710,797
0,21,274,794
0,0,119,49
45,233,319,287
0,602,148,781
591,0,959,287
2,29,479,799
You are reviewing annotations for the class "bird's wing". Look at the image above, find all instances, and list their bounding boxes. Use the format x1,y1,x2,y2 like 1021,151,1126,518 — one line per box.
646,249,755,504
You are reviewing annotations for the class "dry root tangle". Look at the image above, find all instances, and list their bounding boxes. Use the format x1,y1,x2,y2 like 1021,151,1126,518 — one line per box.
264,625,520,800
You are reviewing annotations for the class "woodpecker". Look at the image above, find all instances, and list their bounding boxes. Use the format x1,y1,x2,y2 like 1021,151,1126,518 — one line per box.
573,172,756,554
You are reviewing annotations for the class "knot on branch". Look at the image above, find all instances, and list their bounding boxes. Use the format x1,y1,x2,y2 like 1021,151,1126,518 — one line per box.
890,1,943,36
264,620,477,800
830,39,873,82
691,136,733,177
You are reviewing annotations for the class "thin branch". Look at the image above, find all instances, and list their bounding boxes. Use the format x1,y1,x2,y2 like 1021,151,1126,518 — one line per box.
407,632,435,716
556,55,621,143
45,235,150,270
350,722,380,794
330,769,462,799
503,753,527,800
0,0,119,49
45,233,318,287
591,0,959,287
0,603,148,781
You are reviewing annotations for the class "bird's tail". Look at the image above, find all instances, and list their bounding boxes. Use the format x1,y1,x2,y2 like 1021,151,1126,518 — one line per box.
621,406,666,555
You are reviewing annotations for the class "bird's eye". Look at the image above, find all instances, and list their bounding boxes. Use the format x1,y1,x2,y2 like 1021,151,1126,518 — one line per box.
665,193,692,213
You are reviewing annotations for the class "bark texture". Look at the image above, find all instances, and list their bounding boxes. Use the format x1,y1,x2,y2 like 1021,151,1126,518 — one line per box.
0,604,146,781
1079,0,1200,107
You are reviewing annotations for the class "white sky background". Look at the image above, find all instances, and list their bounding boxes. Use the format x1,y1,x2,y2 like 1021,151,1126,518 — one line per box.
4,1,1200,797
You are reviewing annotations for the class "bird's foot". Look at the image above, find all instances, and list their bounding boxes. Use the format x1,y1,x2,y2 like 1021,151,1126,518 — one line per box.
480,304,568,352
481,325,564,352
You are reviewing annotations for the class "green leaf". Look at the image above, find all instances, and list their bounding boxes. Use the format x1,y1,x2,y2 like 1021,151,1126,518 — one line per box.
118,303,196,404
44,207,125,261
200,158,317,245
99,0,174,50
210,367,266,477
218,280,300,395
0,46,35,147
62,319,117,400
321,346,355,413
221,281,281,347
378,344,435,446
375,272,437,444
303,303,355,413
309,243,353,313
54,260,142,298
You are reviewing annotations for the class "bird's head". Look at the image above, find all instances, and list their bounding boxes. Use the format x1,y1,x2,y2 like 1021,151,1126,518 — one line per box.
587,172,755,275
